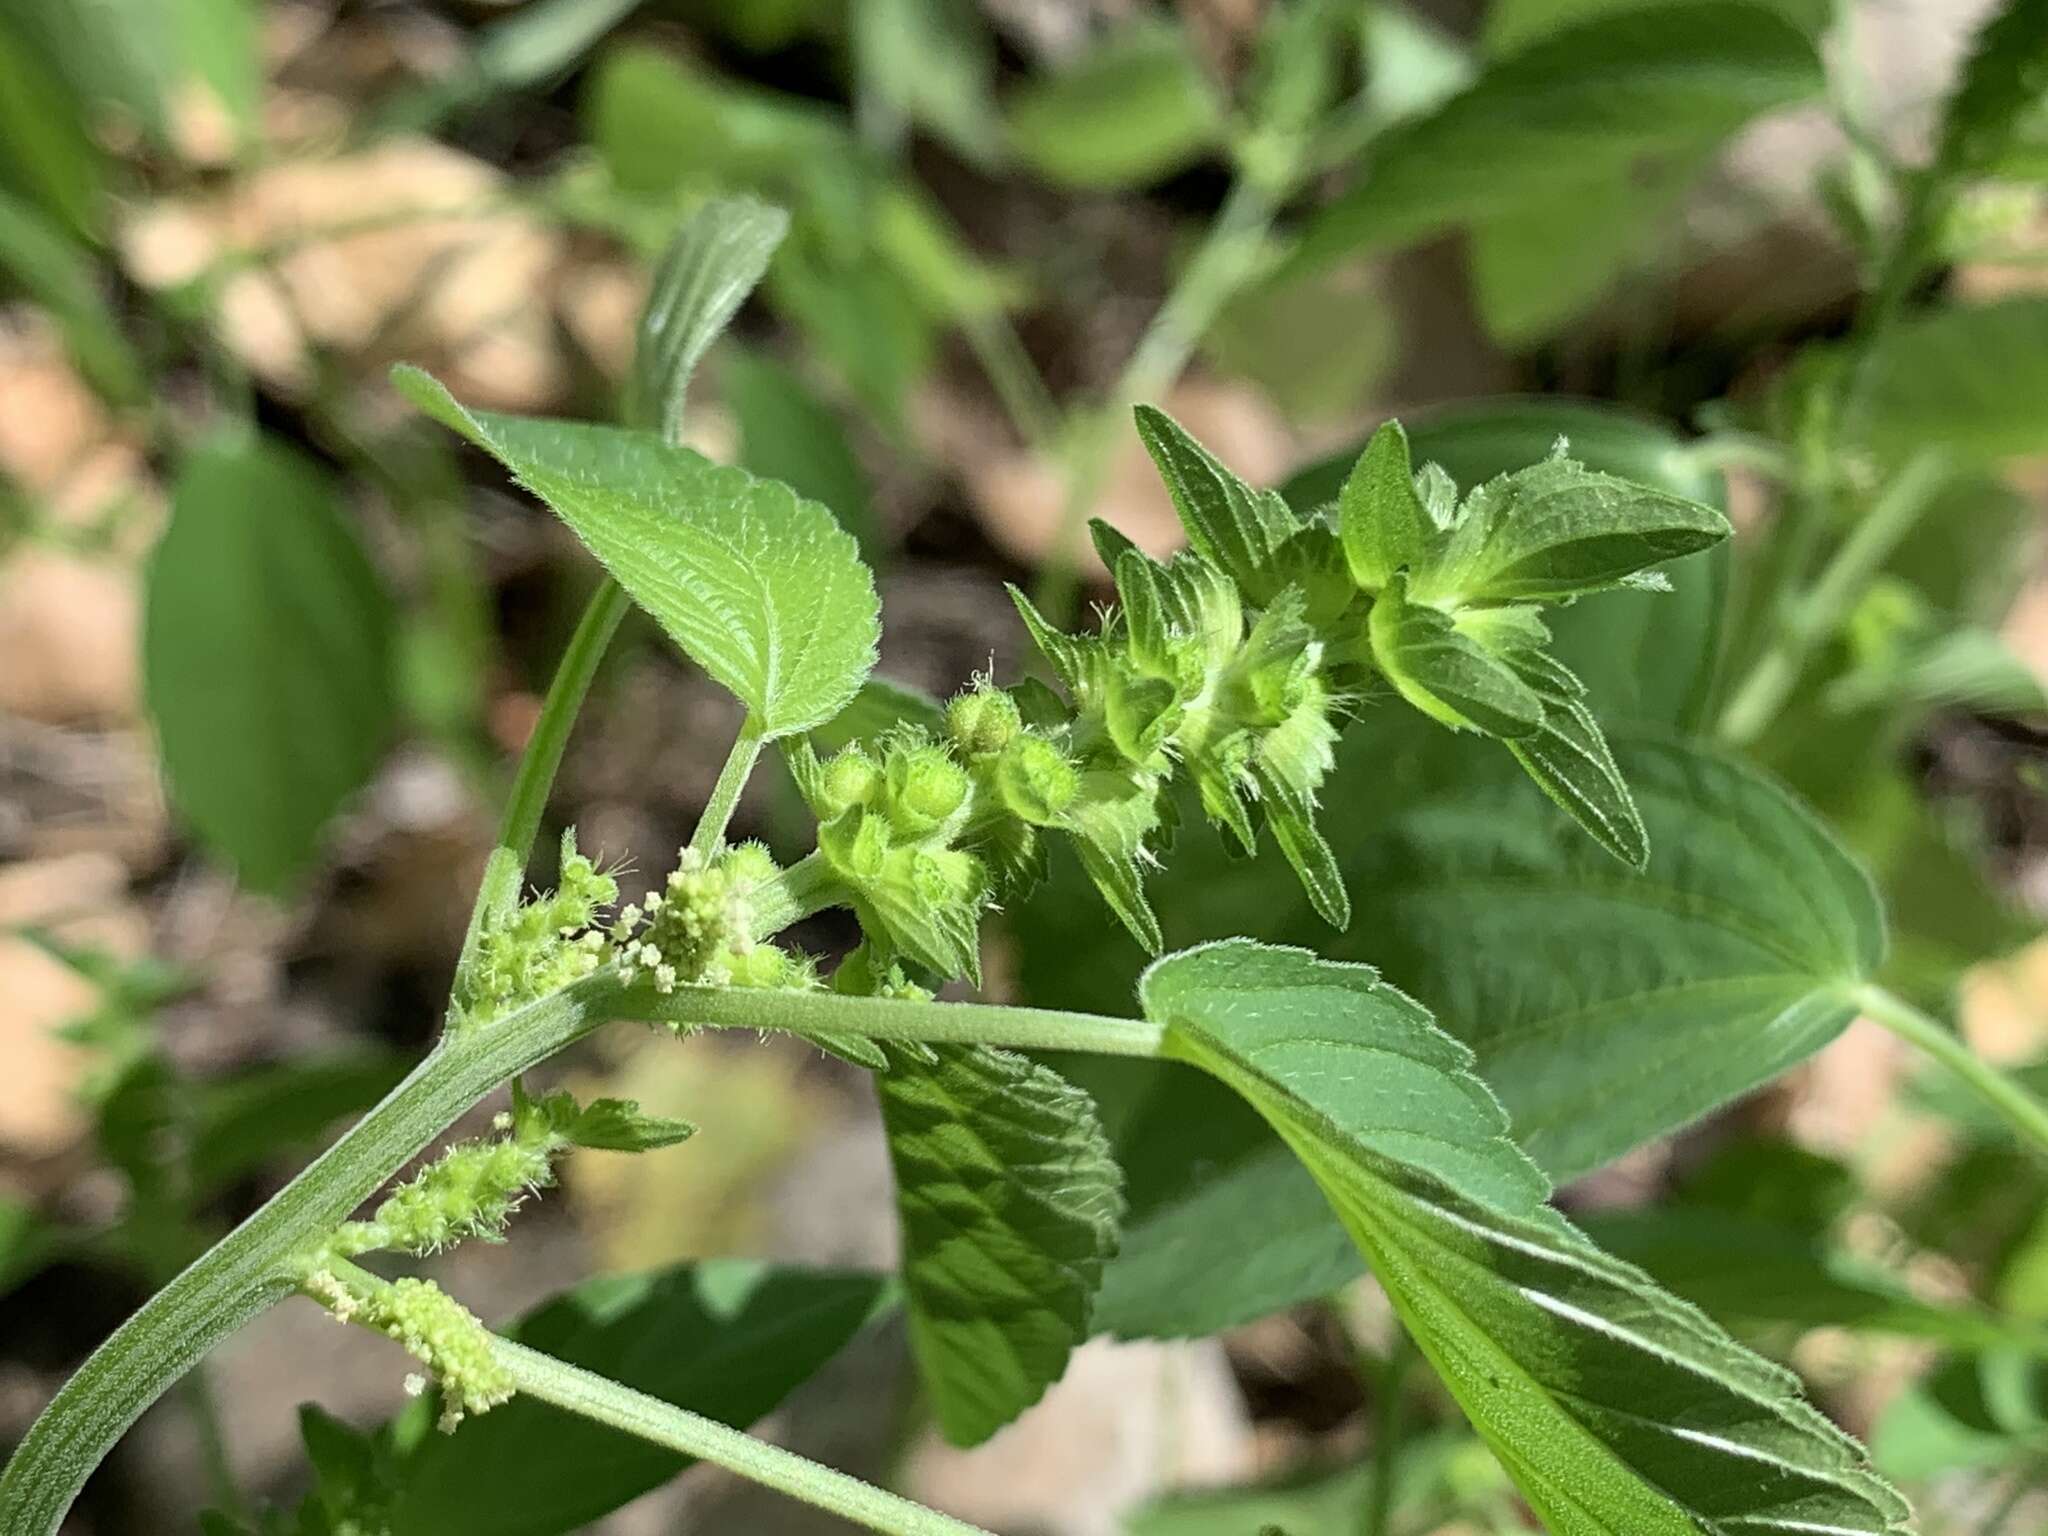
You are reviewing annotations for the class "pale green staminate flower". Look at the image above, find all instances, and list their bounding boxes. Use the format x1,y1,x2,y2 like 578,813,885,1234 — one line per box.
615,841,792,995
452,829,618,1029
308,1271,513,1433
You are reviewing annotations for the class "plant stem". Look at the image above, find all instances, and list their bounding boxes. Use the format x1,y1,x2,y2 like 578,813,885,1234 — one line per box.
1031,171,1288,623
492,1333,995,1536
0,979,617,1536
748,849,841,936
960,305,1061,454
635,981,1166,1059
690,714,766,858
181,1367,243,1520
456,579,632,974
1855,983,2048,1159
1716,450,1948,747
1361,1334,1413,1536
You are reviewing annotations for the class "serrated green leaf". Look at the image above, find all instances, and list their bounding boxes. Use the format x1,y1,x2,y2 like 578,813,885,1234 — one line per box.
1133,404,1298,597
1143,940,1911,1536
630,197,788,440
1285,399,1732,730
877,1044,1123,1445
1409,453,1729,606
1337,420,1431,591
144,430,395,893
1501,649,1648,867
1367,575,1546,737
1004,21,1220,189
1341,739,1883,1180
1295,4,1822,267
396,368,878,739
1077,1058,1360,1338
389,1261,890,1536
560,1097,696,1153
1584,1204,2048,1356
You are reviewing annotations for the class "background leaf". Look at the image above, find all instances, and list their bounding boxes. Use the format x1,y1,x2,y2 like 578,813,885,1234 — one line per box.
1295,4,1822,266
1146,940,1910,1536
1004,21,1221,190
1339,738,1883,1181
389,1260,890,1536
877,1044,1123,1445
1846,297,2048,464
725,346,879,559
397,369,879,738
630,197,789,439
144,431,395,893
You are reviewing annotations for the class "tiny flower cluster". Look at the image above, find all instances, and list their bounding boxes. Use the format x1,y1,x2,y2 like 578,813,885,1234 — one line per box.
330,1099,564,1258
613,841,817,994
451,830,617,1029
306,1271,513,1433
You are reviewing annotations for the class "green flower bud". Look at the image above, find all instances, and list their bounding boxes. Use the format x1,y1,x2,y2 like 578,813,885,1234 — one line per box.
1105,672,1182,763
946,685,1021,757
818,749,883,818
719,840,780,894
995,733,1078,825
885,744,970,835
846,807,892,880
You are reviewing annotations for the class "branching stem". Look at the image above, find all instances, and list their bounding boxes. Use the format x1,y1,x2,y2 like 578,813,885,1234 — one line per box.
691,714,766,858
1855,984,2048,1160
1716,451,1948,747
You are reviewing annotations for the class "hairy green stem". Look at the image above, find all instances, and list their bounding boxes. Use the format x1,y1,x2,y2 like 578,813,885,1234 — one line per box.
0,966,1161,1533
310,1255,994,1536
1716,451,1948,747
640,981,1166,1058
1855,984,2048,1159
0,979,614,1536
456,578,631,974
1362,1334,1413,1536
494,1334,993,1536
690,714,766,858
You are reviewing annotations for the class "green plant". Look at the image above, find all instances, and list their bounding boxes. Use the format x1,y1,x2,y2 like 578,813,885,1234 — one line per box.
7,176,2048,1536
7,3,2048,1533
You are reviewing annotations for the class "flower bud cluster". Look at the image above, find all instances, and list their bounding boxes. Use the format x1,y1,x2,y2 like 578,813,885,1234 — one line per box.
453,830,616,1029
306,1271,513,1433
791,684,1086,984
614,841,814,994
332,1093,565,1258
1010,524,1351,947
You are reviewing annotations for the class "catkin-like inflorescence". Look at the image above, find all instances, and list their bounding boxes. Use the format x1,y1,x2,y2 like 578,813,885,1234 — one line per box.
334,1132,557,1257
308,1271,514,1433
452,830,618,1029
